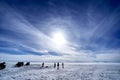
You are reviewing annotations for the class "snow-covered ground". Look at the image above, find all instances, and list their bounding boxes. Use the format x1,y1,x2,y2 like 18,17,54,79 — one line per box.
0,63,120,80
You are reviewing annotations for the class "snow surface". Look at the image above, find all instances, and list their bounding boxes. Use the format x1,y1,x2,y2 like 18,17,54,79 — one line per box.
0,63,120,80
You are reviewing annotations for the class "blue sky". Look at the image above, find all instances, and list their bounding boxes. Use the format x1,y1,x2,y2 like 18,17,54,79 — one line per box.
0,0,120,62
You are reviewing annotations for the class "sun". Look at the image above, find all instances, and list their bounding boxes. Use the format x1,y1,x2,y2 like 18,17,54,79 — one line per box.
52,32,66,45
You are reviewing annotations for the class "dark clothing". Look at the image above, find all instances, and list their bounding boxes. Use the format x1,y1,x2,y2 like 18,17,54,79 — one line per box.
62,63,64,68
42,62,44,68
57,63,59,69
54,63,56,68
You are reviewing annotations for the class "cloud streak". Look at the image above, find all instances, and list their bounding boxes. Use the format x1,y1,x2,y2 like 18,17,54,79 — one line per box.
0,0,120,62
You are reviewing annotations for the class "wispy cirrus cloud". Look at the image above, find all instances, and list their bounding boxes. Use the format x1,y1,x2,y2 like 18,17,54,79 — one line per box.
0,3,80,57
0,0,120,62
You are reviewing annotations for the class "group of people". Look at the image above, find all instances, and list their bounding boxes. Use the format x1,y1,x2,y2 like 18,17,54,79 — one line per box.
41,62,64,69
54,62,64,69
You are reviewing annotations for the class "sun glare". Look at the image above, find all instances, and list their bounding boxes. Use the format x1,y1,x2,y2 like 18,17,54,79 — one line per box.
52,32,66,45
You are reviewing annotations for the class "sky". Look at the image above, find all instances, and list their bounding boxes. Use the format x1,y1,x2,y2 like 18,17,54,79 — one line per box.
0,0,120,62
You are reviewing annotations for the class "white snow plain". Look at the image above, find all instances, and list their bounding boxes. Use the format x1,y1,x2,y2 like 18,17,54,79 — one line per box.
0,63,120,80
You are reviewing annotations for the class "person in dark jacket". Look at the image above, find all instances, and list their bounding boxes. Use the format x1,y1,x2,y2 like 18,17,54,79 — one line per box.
54,62,56,68
62,63,64,68
42,62,44,68
57,62,59,69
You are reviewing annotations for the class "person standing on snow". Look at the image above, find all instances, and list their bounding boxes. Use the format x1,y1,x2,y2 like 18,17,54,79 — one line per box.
54,62,56,68
42,62,44,68
62,63,64,68
57,62,59,69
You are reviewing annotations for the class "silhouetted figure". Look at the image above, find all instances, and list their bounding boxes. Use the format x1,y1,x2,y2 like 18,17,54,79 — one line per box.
0,62,6,70
62,63,64,68
42,62,44,68
15,62,24,67
54,62,56,68
25,62,30,66
57,62,59,70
